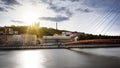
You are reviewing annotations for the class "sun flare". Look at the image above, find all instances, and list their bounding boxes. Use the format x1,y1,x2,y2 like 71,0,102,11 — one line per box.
17,51,46,68
22,11,38,23
20,6,40,25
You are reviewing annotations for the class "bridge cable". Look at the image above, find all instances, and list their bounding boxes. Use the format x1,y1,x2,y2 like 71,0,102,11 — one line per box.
87,0,116,33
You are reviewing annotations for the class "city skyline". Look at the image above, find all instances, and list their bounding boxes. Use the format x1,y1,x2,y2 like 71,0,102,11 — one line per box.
0,0,120,35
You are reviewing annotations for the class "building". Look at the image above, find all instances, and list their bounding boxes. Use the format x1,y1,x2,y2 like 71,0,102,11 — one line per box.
12,35,37,46
0,27,37,46
62,32,72,36
0,35,37,46
41,36,71,45
0,26,18,35
70,32,85,41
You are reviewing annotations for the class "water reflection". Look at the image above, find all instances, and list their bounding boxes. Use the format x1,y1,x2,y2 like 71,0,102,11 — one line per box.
0,48,120,68
16,50,46,68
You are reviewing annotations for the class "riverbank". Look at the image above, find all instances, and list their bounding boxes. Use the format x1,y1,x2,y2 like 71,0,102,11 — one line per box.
0,39,120,50
0,44,120,50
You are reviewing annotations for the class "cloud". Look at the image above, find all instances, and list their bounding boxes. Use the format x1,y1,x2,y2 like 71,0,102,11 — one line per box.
47,2,73,17
83,0,120,13
61,0,80,2
1,0,20,6
49,5,73,17
40,0,52,4
65,9,73,17
38,0,120,13
49,6,66,12
11,20,24,24
0,7,8,12
76,8,93,13
5,6,15,10
39,0,93,17
39,15,69,22
68,0,80,2
0,0,21,12
83,0,115,8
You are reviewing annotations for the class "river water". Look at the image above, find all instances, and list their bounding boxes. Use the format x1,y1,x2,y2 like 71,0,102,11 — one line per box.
0,47,120,68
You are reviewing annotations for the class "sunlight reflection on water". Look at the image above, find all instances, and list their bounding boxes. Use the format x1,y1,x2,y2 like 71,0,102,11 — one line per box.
16,50,46,68
0,48,120,68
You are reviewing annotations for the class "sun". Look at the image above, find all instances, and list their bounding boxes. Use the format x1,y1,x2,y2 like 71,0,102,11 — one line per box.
20,5,40,25
22,10,38,23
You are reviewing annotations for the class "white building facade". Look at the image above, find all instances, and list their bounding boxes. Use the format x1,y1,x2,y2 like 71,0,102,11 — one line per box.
41,36,71,45
0,35,37,46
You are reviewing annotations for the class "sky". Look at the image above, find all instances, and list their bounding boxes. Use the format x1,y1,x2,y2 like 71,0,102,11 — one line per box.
0,0,120,35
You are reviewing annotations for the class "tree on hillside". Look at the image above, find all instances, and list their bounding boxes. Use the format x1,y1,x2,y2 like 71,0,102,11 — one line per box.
26,23,40,37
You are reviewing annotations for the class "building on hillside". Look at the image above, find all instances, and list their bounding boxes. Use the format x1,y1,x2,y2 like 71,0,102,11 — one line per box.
70,32,85,41
62,32,85,37
13,35,37,46
41,36,71,45
0,31,4,34
0,35,37,46
0,27,37,46
62,32,72,36
0,26,18,35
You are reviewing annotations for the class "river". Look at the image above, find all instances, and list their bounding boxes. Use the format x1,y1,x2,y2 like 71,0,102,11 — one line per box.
0,47,120,68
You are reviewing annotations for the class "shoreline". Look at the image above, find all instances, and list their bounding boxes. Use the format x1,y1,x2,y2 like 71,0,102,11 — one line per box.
0,44,120,50
0,39,120,50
